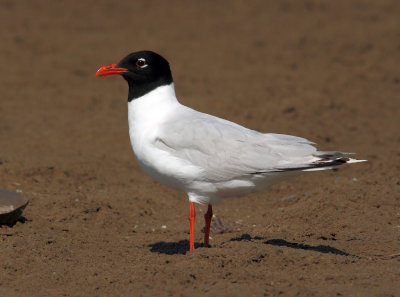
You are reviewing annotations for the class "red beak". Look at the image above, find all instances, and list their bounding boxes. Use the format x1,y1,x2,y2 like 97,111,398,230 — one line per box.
95,64,129,77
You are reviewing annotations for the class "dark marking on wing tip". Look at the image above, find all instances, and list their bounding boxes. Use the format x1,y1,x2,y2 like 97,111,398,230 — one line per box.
249,158,350,175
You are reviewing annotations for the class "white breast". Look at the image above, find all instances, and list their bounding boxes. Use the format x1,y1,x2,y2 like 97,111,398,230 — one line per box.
127,84,203,191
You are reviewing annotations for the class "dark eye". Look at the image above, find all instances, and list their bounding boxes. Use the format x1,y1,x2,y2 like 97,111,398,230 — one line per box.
136,58,148,68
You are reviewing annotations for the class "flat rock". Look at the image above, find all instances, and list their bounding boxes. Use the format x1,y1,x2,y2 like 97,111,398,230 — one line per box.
0,189,29,225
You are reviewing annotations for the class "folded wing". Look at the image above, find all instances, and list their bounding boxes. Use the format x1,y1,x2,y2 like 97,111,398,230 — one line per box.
155,107,325,181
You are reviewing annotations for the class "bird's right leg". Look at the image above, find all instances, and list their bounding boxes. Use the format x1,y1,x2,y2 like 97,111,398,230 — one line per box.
188,202,196,252
203,204,213,248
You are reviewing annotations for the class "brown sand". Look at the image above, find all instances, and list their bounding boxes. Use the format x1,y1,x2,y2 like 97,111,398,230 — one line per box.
1,0,399,296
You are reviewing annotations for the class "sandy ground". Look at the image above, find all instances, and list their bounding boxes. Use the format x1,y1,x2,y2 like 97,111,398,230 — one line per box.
1,0,400,296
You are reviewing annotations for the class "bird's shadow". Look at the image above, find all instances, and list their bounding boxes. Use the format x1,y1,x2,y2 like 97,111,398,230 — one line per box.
148,233,354,257
148,234,353,257
148,240,204,255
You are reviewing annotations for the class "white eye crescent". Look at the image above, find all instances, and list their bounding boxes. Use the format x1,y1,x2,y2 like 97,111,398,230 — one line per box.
136,58,148,68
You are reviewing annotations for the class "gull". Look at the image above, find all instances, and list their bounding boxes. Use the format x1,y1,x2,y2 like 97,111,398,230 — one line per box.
96,50,366,252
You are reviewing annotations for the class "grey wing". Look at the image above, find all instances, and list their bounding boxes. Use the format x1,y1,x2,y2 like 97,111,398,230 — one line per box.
155,108,317,181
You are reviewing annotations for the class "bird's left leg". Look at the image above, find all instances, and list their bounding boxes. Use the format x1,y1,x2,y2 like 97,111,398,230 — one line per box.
188,202,196,252
203,204,213,248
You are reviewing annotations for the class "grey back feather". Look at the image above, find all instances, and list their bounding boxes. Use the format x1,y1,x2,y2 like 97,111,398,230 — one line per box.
155,107,318,181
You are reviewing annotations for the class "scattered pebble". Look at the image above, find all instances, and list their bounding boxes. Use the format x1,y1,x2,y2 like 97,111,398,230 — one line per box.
281,195,296,201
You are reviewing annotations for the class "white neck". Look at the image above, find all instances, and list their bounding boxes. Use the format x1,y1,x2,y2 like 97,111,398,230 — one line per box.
127,83,179,135
129,82,177,112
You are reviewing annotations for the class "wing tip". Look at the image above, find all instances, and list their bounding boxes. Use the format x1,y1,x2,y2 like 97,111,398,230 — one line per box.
346,158,368,164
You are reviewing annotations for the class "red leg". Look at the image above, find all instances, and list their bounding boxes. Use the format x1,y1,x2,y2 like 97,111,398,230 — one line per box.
203,204,213,248
188,202,196,252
